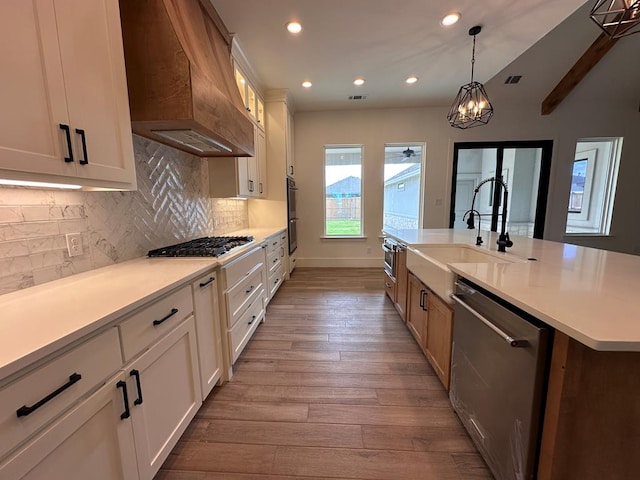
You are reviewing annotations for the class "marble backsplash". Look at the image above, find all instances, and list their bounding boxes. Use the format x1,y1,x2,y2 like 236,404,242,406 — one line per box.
0,136,248,295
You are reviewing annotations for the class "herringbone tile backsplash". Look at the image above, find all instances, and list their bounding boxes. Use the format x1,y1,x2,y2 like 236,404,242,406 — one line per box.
0,136,248,295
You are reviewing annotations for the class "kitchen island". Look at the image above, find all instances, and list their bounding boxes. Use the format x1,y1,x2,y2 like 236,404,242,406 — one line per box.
384,228,640,480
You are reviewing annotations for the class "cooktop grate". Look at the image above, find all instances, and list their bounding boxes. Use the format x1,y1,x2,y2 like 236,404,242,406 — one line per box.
147,236,254,257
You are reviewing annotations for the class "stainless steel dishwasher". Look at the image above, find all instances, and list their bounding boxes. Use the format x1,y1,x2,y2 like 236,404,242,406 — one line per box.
450,278,551,480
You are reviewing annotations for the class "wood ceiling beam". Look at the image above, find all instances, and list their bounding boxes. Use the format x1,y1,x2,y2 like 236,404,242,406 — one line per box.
541,33,619,116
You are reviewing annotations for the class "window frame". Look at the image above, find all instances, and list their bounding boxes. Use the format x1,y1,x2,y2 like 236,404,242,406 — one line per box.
565,138,622,236
382,142,426,231
323,144,365,238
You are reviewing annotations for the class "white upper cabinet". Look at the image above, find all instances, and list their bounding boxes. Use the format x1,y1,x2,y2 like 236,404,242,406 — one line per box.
0,0,136,190
234,66,265,130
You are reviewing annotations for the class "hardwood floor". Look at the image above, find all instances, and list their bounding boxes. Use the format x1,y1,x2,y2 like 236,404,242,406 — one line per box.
156,268,492,480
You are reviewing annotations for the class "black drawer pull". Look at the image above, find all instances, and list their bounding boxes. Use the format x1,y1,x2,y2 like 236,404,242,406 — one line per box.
248,315,257,325
199,276,215,288
116,380,130,419
75,128,88,165
419,289,426,309
16,373,82,418
59,124,74,163
153,308,179,326
130,369,143,406
245,285,255,294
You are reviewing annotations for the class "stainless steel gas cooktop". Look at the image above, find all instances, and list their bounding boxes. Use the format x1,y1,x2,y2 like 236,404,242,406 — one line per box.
147,236,254,257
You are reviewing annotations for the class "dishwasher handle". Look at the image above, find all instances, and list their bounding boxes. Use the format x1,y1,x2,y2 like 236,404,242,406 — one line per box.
450,294,527,348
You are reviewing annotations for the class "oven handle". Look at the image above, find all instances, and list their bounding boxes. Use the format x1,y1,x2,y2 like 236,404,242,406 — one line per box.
382,243,395,253
450,294,526,348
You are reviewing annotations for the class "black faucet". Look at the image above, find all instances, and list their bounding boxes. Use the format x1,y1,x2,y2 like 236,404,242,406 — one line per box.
463,176,513,253
462,209,483,246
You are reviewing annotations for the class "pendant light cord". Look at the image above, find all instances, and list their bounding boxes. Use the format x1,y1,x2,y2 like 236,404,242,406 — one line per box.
470,34,476,83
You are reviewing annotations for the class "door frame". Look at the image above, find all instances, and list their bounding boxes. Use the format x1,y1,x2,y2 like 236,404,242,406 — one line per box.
449,140,553,239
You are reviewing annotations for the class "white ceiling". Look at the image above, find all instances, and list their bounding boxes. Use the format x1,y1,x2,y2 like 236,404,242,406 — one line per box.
210,0,590,111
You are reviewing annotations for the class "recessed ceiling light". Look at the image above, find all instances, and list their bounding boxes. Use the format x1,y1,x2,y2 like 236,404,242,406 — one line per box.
286,21,302,34
441,12,461,26
406,76,419,84
301,81,312,88
353,77,365,86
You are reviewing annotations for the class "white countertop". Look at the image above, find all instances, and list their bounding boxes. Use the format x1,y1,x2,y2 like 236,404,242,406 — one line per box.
384,228,640,352
0,227,285,381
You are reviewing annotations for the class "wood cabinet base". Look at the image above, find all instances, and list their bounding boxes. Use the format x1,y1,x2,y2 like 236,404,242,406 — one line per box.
538,332,640,479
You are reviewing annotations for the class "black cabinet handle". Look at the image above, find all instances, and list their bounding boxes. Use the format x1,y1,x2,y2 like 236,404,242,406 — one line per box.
289,165,294,175
199,276,215,288
153,308,179,326
259,182,263,194
75,128,88,165
16,373,82,418
245,285,255,294
130,369,143,406
116,380,130,419
420,290,428,311
248,315,256,325
59,124,74,163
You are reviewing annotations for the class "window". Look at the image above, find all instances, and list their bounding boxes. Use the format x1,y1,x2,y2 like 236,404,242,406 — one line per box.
565,138,622,235
324,146,363,236
383,144,424,230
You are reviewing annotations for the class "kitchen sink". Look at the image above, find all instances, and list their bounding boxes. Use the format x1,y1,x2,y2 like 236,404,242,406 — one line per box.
406,244,518,302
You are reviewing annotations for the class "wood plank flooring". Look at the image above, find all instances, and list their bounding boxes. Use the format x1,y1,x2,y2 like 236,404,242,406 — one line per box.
156,268,492,480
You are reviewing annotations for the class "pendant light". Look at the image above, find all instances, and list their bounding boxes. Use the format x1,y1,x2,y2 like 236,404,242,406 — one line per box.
590,0,640,38
447,26,494,129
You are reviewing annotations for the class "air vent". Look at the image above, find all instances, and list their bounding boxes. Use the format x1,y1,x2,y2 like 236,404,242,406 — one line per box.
504,75,522,84
348,95,368,100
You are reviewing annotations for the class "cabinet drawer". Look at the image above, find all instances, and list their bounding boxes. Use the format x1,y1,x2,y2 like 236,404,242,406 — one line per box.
223,247,263,288
268,264,284,297
229,297,264,364
267,250,280,274
119,285,193,361
0,327,122,460
226,266,263,328
384,270,396,300
266,236,280,255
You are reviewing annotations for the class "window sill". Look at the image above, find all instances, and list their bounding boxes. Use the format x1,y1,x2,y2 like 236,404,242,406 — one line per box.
563,233,614,238
321,236,368,240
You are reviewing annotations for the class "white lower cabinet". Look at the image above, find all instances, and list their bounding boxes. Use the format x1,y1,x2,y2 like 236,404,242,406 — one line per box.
220,247,265,374
0,371,138,480
125,317,202,480
191,272,223,399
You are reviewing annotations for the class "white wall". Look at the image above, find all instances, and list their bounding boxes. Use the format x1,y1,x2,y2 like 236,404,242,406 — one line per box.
293,96,640,266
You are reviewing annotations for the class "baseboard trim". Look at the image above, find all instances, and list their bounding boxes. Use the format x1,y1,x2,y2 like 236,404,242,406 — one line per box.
297,257,382,268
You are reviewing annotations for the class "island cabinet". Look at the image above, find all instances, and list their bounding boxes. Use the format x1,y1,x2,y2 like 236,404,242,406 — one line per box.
0,284,203,480
406,272,454,390
0,0,136,190
538,332,640,480
406,272,428,346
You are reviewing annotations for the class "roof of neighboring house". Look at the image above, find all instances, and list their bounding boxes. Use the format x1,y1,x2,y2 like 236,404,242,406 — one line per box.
326,176,361,197
384,163,420,185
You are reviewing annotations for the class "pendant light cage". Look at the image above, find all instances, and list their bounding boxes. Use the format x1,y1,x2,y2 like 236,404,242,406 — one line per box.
590,0,640,38
447,26,494,129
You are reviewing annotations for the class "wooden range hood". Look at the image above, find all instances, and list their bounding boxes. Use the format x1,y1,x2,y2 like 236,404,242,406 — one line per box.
118,0,254,157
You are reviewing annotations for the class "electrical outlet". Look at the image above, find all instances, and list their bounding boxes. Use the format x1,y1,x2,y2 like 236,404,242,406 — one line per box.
366,247,372,255
66,233,83,257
